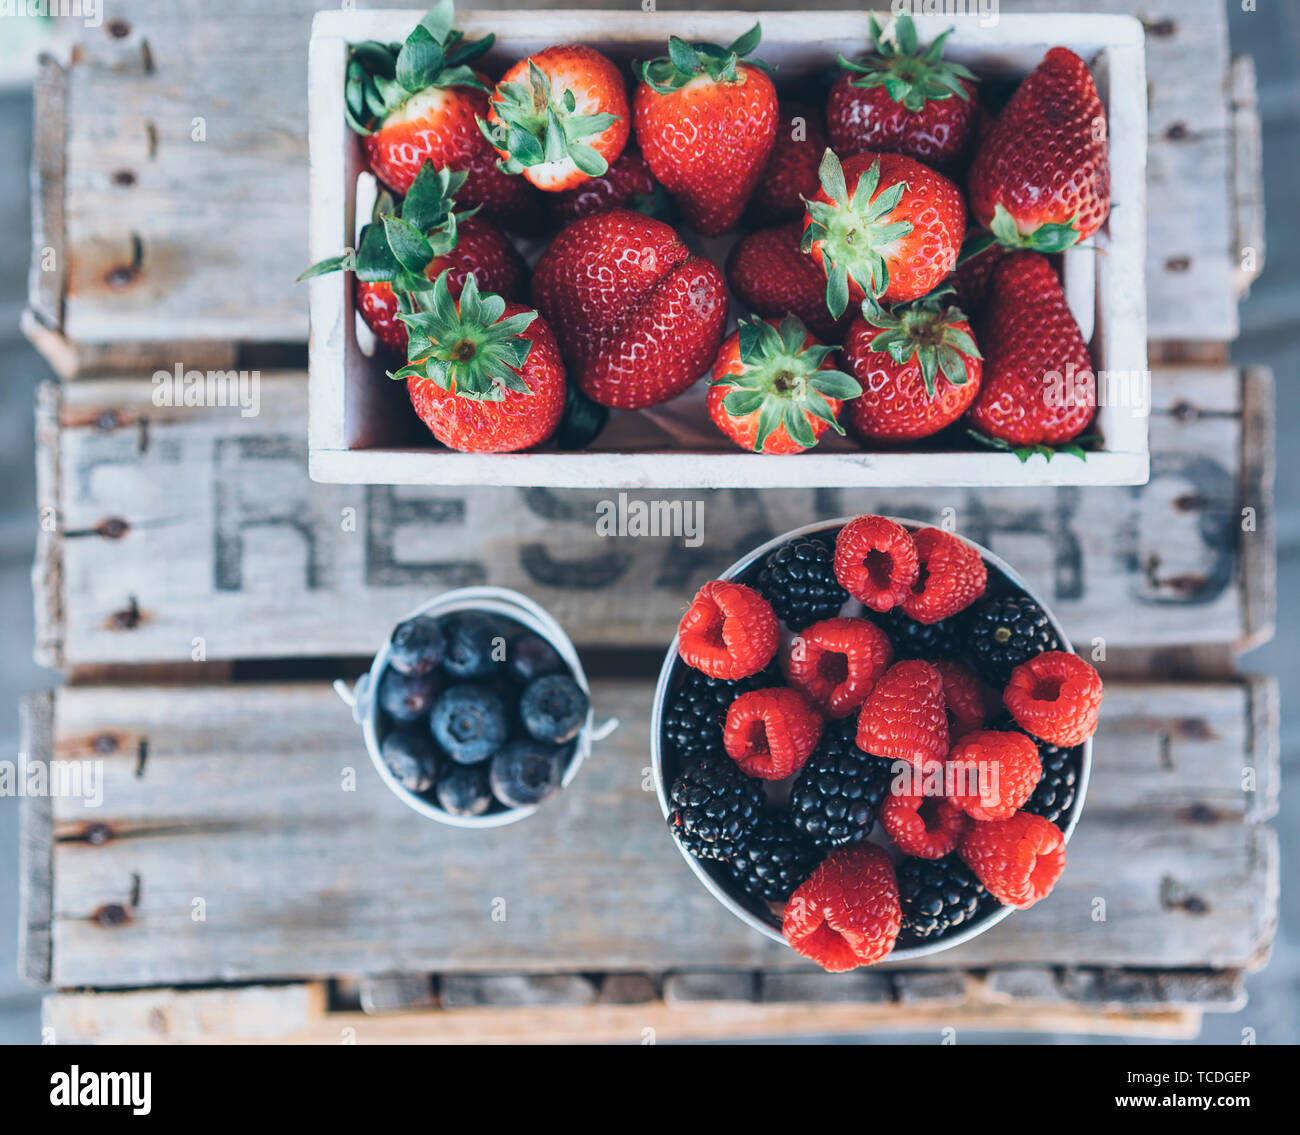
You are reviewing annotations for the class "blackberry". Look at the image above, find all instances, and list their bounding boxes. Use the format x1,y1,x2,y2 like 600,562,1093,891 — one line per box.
661,668,769,763
993,711,1080,825
897,854,991,942
754,536,848,631
789,718,895,849
728,815,821,902
668,758,766,862
966,595,1061,687
875,607,965,660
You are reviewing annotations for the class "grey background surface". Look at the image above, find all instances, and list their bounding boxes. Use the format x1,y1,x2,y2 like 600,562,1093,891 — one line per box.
0,3,1294,1043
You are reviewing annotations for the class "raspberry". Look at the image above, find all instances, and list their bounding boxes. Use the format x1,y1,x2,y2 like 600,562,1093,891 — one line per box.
728,814,821,902
966,595,1061,687
782,843,901,971
897,854,992,942
856,659,949,768
881,788,971,859
946,730,1042,821
959,811,1066,908
900,527,987,624
1003,651,1103,747
667,757,766,862
677,580,780,680
660,667,774,763
875,607,965,660
723,687,824,780
993,711,1081,825
789,717,895,849
787,617,894,718
933,659,987,736
754,536,849,631
833,515,919,612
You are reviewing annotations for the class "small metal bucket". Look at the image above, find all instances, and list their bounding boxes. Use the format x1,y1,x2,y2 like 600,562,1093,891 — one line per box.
650,517,1093,962
336,585,616,829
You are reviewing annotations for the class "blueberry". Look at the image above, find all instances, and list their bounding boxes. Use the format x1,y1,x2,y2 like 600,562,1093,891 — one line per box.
506,633,564,683
377,666,440,724
435,764,493,817
519,674,588,744
387,614,446,676
442,612,503,680
379,728,440,793
489,740,571,808
430,683,510,764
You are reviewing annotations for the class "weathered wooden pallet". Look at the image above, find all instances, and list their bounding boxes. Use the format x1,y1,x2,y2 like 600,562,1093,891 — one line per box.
32,366,1275,669
18,674,1278,997
23,0,1255,374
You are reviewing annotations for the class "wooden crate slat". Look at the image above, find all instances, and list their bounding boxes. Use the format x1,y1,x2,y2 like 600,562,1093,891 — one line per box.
37,0,1242,353
36,367,1269,666
28,677,1276,989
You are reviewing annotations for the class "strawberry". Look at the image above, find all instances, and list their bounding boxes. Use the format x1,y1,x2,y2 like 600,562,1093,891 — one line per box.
841,285,982,442
746,102,828,226
726,223,852,341
967,251,1096,451
633,24,778,236
827,13,978,170
531,209,727,409
347,3,540,227
968,46,1111,252
483,44,631,193
548,148,665,225
803,150,965,319
723,687,824,780
707,316,860,455
298,164,527,355
391,273,565,453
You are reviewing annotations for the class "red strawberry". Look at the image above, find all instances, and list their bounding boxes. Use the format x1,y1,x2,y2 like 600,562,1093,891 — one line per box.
548,148,663,225
347,8,540,227
634,24,778,236
787,616,894,718
968,46,1111,251
746,102,828,226
300,164,526,355
531,209,727,409
933,659,988,738
880,791,970,860
967,252,1096,449
783,843,901,971
484,44,631,193
855,659,948,768
833,514,919,612
677,580,779,681
803,150,965,318
707,316,860,455
1003,651,1103,748
726,223,853,341
947,730,1042,822
900,527,987,624
395,275,565,453
841,286,982,442
959,811,1066,908
723,687,824,780
826,13,978,170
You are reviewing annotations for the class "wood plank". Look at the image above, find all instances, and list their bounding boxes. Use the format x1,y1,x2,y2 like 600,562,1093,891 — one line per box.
36,367,1267,666
29,677,1277,988
35,0,1243,355
18,693,55,986
41,986,1203,1043
27,54,65,332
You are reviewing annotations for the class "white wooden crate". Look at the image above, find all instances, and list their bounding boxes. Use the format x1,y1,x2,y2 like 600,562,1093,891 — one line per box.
306,9,1148,488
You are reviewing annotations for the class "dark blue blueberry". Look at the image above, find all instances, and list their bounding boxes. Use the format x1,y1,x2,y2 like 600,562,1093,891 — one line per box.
506,633,564,684
435,764,493,817
379,728,440,793
519,674,588,744
430,683,510,764
489,740,571,808
377,666,440,724
442,612,504,680
387,614,446,676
